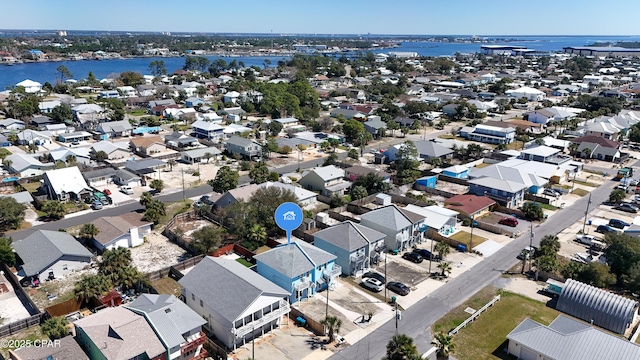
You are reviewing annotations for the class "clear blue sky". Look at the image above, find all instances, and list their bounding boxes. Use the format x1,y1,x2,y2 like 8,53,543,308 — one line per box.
3,0,639,35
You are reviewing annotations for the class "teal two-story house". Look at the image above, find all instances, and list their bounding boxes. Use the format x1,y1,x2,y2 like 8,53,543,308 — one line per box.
254,241,340,303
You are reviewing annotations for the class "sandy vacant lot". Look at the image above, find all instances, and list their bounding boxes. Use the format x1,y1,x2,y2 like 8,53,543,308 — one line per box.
131,230,190,273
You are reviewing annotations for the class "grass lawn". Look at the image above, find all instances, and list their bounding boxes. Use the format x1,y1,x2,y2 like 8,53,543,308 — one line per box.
539,203,559,211
449,230,487,247
21,182,41,193
433,288,559,360
151,277,182,297
127,109,147,116
236,258,253,267
158,200,193,226
438,134,455,139
571,188,590,197
572,179,598,187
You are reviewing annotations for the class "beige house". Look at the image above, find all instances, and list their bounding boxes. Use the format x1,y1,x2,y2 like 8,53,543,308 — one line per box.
130,136,166,156
299,165,352,197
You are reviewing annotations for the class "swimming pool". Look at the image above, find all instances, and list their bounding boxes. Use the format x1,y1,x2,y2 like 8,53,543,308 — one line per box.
2,177,19,182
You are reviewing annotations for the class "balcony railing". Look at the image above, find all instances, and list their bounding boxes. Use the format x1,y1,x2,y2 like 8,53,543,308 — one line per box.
181,331,206,355
350,253,366,264
294,277,312,292
323,264,341,280
232,299,290,339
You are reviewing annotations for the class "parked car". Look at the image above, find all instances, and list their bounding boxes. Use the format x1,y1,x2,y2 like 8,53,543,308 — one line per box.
609,219,631,229
543,188,560,198
615,203,639,213
575,234,597,245
517,246,536,260
596,225,618,234
91,200,103,210
361,278,384,292
362,271,386,284
103,189,112,195
615,184,629,193
120,185,134,195
498,217,519,227
402,252,424,264
71,140,80,146
386,281,411,296
200,195,215,206
630,179,639,186
413,248,441,261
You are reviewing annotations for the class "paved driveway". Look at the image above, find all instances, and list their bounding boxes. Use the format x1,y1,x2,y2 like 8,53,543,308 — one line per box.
482,211,531,233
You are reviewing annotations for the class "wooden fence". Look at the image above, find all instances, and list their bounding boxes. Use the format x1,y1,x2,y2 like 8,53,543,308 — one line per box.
1,263,39,315
45,297,102,318
524,193,551,205
495,205,527,219
146,255,205,282
289,307,326,336
0,314,47,338
437,174,470,186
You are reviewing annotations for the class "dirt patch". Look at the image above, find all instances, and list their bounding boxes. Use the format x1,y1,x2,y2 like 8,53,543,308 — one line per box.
151,277,182,297
330,287,383,318
175,219,213,239
295,297,360,334
370,260,428,287
131,231,190,273
28,268,97,311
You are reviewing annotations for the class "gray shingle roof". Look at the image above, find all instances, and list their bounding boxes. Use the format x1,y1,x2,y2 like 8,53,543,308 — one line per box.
226,135,255,147
127,294,206,349
12,230,93,277
254,241,336,279
12,335,88,360
507,315,640,360
178,257,289,323
314,221,386,252
360,205,413,231
414,140,454,158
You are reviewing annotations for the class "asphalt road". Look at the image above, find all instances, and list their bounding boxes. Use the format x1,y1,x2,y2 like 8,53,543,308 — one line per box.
329,171,616,359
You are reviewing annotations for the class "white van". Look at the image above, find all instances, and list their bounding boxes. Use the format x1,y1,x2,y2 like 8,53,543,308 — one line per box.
120,185,134,195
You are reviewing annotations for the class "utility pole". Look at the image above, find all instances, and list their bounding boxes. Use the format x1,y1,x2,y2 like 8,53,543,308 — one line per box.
529,222,535,272
468,214,475,252
181,169,185,200
394,300,399,337
582,193,592,234
325,284,329,320
384,254,387,303
252,325,255,360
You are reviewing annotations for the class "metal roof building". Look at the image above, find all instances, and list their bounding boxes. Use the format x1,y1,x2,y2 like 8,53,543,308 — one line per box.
556,279,638,334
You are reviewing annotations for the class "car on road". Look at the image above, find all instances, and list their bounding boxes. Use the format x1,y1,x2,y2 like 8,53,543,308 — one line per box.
543,188,561,198
91,200,103,210
517,246,536,260
412,248,441,261
362,271,385,284
596,225,618,234
361,278,384,292
609,219,631,229
614,203,639,213
402,252,423,263
386,281,411,296
120,185,134,195
498,217,519,227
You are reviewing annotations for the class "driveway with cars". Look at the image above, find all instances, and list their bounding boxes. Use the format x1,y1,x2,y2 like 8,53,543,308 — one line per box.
480,211,531,233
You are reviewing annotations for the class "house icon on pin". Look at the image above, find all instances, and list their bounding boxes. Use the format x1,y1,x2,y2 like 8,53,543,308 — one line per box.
283,211,296,221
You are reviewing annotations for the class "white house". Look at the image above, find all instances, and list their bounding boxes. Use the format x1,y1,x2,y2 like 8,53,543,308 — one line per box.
16,79,42,93
4,153,52,177
42,166,92,201
117,86,137,97
89,212,153,251
223,91,241,104
299,165,352,197
506,86,546,102
179,257,291,351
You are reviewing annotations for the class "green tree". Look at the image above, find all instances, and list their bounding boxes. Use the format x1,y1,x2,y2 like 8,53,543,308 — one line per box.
95,150,108,161
139,191,153,207
342,119,366,141
350,185,368,200
0,197,26,231
539,235,561,256
150,179,164,193
609,189,626,203
0,237,15,266
522,202,544,221
0,148,11,160
42,200,66,220
167,159,177,172
249,187,297,233
435,241,451,260
431,332,456,360
56,65,73,82
245,224,268,250
115,265,146,291
65,155,77,166
348,148,359,160
74,274,112,301
219,201,255,240
395,141,420,185
328,138,340,152
120,71,144,86
383,334,422,360
352,173,390,195
50,104,72,122
249,163,270,184
79,223,100,240
191,226,224,254
208,166,239,193
267,121,283,136
41,317,69,340
144,199,166,224
562,261,586,280
320,315,342,343
438,262,452,277
323,153,338,166
99,247,132,278
148,60,167,76
605,233,640,283
537,254,560,273
579,262,616,288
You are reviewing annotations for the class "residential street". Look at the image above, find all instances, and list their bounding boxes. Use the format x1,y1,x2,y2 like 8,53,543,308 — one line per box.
329,167,617,359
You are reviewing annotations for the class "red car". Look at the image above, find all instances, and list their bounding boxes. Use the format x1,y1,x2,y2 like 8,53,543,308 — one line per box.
499,217,518,227
103,189,112,195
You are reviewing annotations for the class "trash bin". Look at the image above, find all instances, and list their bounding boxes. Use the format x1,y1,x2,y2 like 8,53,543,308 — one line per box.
588,220,592,225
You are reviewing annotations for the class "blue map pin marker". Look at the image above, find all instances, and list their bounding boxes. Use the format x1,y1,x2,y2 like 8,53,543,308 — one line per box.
274,202,303,245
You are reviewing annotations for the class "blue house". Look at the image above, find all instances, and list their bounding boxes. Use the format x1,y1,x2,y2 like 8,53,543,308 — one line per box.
415,175,437,188
442,165,469,179
254,241,340,304
185,97,206,108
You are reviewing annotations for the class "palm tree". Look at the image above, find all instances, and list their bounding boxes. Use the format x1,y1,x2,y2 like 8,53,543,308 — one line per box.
568,142,579,156
437,262,452,277
74,274,112,302
99,247,132,278
3,159,12,171
320,315,342,343
435,242,450,260
534,137,545,146
115,265,144,290
79,223,100,240
383,334,422,360
431,332,455,360
65,154,77,166
539,234,560,255
247,224,267,246
167,159,177,171
204,152,213,163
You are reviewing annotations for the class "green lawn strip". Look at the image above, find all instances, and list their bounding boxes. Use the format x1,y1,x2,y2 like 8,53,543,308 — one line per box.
571,188,590,197
572,179,598,187
21,182,41,193
539,203,558,211
151,277,182,297
449,230,487,247
433,289,559,360
236,258,253,267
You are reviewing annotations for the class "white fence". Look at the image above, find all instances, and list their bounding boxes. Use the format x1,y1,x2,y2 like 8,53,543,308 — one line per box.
448,295,501,336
